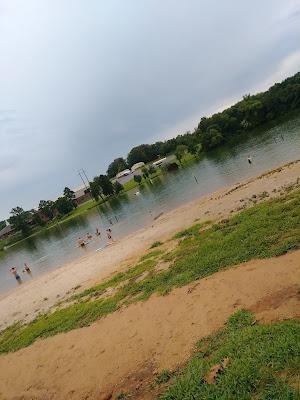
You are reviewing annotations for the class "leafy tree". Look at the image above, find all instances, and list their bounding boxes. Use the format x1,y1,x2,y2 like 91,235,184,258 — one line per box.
90,181,101,201
31,210,45,227
141,166,149,179
175,144,188,163
107,158,128,179
133,174,142,184
148,165,156,175
0,221,6,231
113,181,123,194
38,200,55,220
63,187,77,208
8,207,31,236
55,197,74,215
96,175,114,196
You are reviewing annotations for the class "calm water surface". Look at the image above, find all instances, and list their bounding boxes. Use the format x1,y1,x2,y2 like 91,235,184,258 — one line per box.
1,116,300,293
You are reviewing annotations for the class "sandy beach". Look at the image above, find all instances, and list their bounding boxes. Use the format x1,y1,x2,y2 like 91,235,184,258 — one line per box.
0,159,300,399
0,159,300,330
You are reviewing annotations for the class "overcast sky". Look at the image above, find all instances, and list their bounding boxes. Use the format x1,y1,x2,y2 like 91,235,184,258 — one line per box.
1,0,300,219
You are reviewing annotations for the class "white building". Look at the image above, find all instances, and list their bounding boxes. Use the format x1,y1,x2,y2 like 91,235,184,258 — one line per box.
131,162,145,172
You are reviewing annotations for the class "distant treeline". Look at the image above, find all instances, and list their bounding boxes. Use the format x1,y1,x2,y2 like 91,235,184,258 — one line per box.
107,72,300,178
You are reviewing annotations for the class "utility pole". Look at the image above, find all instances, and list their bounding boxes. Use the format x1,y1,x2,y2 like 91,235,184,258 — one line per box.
78,169,89,190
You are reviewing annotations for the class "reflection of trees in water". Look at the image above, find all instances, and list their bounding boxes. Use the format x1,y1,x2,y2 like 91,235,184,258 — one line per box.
23,237,38,251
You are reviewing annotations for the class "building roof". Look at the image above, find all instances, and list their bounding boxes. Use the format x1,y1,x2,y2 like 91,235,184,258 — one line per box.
0,224,14,238
74,185,90,199
131,162,145,172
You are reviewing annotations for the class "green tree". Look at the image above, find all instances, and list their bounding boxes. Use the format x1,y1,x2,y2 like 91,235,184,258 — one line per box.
55,197,74,215
90,181,102,201
31,210,45,227
0,221,6,231
96,175,114,196
107,158,128,179
141,166,149,179
113,181,123,195
175,144,188,164
63,187,77,208
8,207,31,236
133,174,142,184
38,200,55,220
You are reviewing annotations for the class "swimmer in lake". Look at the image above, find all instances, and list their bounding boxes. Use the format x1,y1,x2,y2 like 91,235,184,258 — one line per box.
106,228,114,242
86,232,93,240
23,263,32,275
10,267,22,284
77,237,86,248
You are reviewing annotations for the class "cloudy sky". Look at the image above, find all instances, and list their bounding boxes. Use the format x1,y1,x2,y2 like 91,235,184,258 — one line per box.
0,0,300,219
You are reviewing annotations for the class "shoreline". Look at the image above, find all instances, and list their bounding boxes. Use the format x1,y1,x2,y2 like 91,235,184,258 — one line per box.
1,158,300,329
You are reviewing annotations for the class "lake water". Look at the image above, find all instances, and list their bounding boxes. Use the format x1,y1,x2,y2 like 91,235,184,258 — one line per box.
1,116,300,294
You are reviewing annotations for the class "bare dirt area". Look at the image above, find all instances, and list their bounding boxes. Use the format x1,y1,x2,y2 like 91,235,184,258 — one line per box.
1,159,300,330
0,250,300,400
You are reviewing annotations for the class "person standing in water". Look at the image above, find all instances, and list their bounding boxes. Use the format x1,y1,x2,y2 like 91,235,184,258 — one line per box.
23,263,32,275
106,228,114,242
10,267,22,284
95,228,101,237
247,155,252,164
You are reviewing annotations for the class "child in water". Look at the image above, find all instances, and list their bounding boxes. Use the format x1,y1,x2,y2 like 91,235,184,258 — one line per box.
10,267,22,284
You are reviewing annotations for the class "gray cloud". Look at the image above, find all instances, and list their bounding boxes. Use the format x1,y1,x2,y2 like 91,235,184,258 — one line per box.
0,0,300,218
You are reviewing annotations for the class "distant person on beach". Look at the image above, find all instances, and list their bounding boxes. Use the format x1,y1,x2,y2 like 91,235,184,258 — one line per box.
95,228,101,237
23,263,32,275
10,267,22,284
77,237,86,248
247,156,252,164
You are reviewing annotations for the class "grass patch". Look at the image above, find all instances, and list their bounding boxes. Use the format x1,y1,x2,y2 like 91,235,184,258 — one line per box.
173,223,203,239
150,241,163,248
73,258,158,300
140,249,163,261
160,310,300,399
1,189,300,353
155,370,175,385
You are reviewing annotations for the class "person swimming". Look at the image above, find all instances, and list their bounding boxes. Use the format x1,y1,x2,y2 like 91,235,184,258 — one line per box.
86,232,93,240
77,237,86,247
10,267,22,284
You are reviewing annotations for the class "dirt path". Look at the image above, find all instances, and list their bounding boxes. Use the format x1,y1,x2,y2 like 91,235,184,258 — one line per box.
0,250,300,400
1,159,300,330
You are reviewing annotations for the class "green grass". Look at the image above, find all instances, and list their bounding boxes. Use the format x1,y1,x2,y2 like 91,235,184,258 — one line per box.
140,249,163,261
1,189,300,353
150,241,163,248
160,310,300,399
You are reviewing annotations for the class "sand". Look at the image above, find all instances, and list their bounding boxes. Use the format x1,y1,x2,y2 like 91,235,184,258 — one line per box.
0,159,300,330
0,250,299,399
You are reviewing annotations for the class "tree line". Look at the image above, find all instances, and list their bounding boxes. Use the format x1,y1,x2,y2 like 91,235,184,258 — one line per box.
5,177,124,238
107,72,300,178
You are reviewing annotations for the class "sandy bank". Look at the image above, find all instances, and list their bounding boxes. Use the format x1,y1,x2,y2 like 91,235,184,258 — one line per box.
0,249,300,399
0,159,300,329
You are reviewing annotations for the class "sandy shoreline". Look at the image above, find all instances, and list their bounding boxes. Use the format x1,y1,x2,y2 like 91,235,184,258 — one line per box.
0,159,300,329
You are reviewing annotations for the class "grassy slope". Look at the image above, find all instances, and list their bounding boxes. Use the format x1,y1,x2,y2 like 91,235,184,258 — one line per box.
1,188,300,353
160,310,300,399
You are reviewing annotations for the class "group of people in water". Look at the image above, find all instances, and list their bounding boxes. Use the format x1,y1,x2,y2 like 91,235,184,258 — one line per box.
77,227,114,248
10,263,32,285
